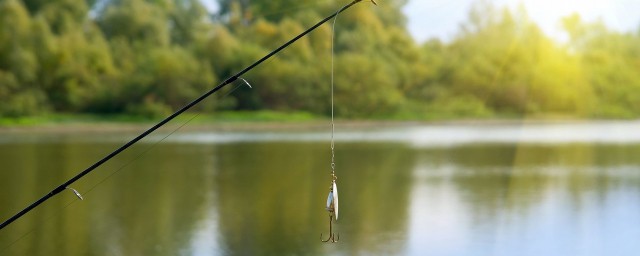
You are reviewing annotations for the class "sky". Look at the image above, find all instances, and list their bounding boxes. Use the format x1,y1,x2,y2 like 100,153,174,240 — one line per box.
200,0,640,43
402,0,640,42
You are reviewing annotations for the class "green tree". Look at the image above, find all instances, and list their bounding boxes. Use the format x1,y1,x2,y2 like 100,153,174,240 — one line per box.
0,0,50,116
98,0,171,46
441,3,593,117
562,14,640,118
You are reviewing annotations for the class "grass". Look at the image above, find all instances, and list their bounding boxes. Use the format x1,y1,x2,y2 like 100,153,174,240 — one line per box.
0,114,151,126
0,110,324,127
187,110,321,123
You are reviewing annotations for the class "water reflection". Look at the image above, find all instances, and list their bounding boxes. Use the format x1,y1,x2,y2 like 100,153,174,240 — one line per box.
1,123,640,255
212,142,415,255
409,143,640,255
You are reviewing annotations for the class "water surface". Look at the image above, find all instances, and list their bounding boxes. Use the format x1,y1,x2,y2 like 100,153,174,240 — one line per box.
1,121,639,255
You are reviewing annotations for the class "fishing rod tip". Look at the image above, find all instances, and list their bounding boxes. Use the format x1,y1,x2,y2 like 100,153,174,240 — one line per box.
371,0,377,5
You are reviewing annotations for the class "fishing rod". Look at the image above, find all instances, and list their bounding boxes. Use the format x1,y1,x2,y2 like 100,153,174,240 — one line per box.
0,0,375,230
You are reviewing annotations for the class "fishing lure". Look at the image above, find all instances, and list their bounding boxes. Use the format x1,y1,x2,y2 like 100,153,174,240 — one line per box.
327,180,339,220
321,178,339,243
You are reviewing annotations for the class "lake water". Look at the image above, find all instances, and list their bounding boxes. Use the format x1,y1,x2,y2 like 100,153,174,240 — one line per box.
1,121,640,255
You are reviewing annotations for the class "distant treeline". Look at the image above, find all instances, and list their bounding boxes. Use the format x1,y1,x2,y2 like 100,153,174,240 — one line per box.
1,0,639,119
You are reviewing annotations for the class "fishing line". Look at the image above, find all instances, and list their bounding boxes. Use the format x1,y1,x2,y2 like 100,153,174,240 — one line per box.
330,5,338,179
0,81,251,253
321,1,350,243
321,1,377,243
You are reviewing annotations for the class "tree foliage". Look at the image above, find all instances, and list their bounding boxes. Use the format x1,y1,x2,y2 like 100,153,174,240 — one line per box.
1,0,639,119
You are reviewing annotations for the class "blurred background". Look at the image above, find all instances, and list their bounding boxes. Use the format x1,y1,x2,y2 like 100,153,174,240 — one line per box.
1,0,640,255
1,0,639,120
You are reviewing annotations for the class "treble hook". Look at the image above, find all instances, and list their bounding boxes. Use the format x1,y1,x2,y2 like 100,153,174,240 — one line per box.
321,182,339,243
321,212,339,243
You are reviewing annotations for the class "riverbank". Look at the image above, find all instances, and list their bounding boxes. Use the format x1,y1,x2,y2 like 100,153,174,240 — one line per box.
0,111,626,135
0,111,420,134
